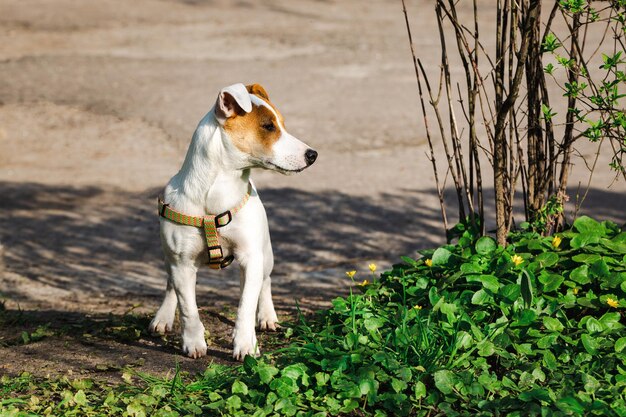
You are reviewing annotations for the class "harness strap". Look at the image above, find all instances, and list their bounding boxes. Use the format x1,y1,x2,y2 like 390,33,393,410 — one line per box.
158,184,252,269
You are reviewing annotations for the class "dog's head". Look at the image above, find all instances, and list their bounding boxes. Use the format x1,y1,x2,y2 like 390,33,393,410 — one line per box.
214,83,317,173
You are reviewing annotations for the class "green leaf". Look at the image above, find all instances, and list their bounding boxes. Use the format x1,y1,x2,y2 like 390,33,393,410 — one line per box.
359,378,377,396
574,216,603,234
314,372,330,387
429,287,442,306
391,378,407,393
74,390,88,406
455,331,473,350
475,236,497,255
513,343,533,355
500,284,521,303
225,395,241,411
539,273,564,293
590,259,610,278
467,274,500,292
433,370,457,395
461,262,482,274
519,388,552,402
127,402,146,417
282,363,309,386
274,397,297,415
432,248,453,266
572,253,602,264
535,252,559,267
615,337,626,353
571,232,601,249
232,380,248,395
440,302,458,317
585,317,605,333
581,333,598,354
570,265,590,284
520,270,534,308
556,396,585,414
543,317,564,332
582,373,600,393
478,340,496,357
600,312,623,330
514,309,537,326
257,364,280,384
537,334,558,349
543,350,557,371
601,238,626,254
414,381,427,400
613,232,626,244
363,317,385,333
471,289,491,305
269,376,298,398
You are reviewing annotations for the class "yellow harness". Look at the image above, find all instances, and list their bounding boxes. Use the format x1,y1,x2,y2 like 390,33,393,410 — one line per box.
158,184,251,269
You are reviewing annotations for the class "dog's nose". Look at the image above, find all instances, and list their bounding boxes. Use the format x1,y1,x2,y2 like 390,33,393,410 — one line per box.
305,149,318,166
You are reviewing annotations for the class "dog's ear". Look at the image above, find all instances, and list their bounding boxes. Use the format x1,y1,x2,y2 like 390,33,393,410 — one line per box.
215,83,252,123
246,83,270,101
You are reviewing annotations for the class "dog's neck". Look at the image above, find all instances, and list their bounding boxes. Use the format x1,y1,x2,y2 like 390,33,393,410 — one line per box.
174,110,251,214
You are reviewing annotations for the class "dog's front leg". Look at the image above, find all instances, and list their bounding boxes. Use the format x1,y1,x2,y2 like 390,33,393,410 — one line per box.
233,255,264,360
169,261,207,359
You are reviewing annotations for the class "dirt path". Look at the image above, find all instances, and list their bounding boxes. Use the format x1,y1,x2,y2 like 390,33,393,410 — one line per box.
1,0,624,379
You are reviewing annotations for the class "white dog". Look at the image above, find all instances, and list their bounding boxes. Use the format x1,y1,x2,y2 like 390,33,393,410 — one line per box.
149,83,317,360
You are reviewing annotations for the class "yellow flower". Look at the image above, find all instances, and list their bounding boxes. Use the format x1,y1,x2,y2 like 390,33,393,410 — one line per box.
607,297,619,308
552,236,562,248
369,263,377,273
346,270,356,279
425,259,433,267
512,255,524,266
413,305,423,310
573,287,579,295
358,279,369,286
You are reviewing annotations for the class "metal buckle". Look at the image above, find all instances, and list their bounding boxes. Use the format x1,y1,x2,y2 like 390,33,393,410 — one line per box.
208,252,234,269
159,201,169,217
220,255,235,268
214,211,232,228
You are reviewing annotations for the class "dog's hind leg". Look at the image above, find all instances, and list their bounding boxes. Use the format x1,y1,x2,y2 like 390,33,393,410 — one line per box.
257,247,278,331
257,275,279,331
149,263,178,335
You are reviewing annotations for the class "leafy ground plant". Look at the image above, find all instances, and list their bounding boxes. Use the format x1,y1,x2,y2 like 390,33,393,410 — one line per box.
1,216,625,416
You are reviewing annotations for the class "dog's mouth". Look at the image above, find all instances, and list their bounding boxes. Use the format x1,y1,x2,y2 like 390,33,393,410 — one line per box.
263,161,305,174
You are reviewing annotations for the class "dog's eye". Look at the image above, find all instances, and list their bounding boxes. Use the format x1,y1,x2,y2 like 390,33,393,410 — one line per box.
262,123,276,132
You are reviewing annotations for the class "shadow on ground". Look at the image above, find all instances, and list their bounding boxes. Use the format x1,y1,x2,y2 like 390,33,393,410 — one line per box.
0,181,447,304
1,181,624,306
0,305,277,377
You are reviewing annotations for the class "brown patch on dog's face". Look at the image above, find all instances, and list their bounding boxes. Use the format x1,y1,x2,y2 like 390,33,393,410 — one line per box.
246,84,285,127
223,103,282,157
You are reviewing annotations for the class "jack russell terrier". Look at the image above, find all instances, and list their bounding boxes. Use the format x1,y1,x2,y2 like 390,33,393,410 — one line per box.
150,83,317,360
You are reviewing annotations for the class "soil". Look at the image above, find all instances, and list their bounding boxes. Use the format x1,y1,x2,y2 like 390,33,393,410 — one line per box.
1,0,624,381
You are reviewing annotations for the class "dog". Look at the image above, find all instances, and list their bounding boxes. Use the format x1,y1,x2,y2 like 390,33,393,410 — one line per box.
149,83,317,360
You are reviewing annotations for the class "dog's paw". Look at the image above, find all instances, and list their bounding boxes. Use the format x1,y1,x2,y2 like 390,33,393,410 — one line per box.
182,324,208,359
257,315,279,331
232,329,260,361
149,316,174,335
257,306,279,331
